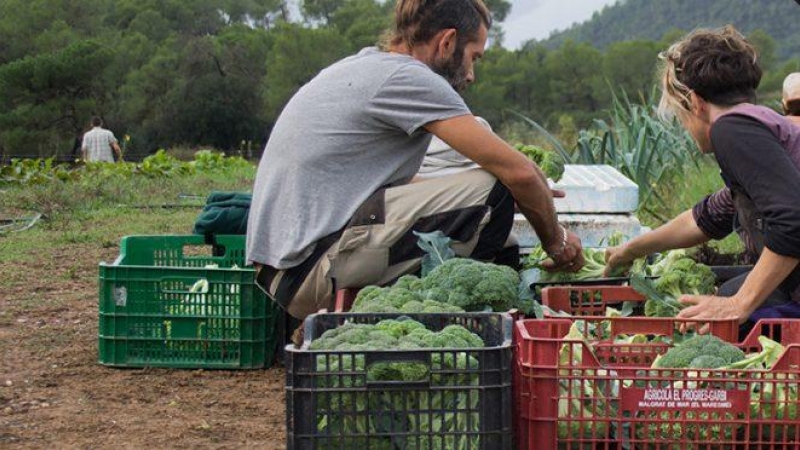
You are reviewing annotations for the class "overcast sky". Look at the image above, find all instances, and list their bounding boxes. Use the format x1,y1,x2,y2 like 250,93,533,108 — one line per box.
501,0,619,49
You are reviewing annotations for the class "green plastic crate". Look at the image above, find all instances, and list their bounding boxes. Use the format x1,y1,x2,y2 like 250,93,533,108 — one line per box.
98,235,280,369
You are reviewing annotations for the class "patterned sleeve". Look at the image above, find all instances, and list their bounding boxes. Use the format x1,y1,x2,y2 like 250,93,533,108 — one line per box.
691,187,736,240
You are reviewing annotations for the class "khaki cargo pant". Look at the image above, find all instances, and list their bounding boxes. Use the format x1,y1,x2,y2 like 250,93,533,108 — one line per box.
256,169,517,319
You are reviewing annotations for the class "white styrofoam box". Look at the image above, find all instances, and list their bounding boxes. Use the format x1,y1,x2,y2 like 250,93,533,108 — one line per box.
513,213,643,250
550,165,639,213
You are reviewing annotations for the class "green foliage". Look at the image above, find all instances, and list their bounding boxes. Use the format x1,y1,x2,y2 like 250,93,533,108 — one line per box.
328,0,392,49
0,0,794,163
574,89,701,221
1,150,253,187
0,151,256,236
0,39,115,158
0,158,77,185
601,40,661,96
514,143,565,181
262,23,350,122
413,230,456,277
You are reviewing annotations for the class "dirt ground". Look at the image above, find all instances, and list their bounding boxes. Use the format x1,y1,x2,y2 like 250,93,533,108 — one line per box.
0,242,287,449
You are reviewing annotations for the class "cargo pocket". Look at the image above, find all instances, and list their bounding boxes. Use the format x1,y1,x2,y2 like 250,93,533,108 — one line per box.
329,226,389,288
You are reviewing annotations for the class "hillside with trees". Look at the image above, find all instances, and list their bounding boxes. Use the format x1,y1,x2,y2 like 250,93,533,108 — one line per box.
538,0,800,61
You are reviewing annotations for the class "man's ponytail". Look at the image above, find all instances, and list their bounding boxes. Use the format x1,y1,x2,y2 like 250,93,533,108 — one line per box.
380,0,490,51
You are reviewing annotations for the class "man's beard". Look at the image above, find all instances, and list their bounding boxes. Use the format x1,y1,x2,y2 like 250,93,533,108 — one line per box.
430,47,469,93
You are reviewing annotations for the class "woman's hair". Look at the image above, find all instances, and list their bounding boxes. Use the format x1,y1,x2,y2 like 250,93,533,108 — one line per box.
658,25,762,121
379,0,491,52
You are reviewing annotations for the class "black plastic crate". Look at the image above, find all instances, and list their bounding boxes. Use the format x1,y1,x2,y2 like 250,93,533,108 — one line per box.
285,312,513,449
529,265,752,302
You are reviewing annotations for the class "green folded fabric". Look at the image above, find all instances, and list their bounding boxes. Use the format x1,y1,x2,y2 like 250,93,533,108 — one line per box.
204,191,252,208
192,191,252,235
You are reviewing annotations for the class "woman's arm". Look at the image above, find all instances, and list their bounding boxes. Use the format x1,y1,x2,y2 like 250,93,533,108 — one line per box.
678,248,799,323
604,209,710,276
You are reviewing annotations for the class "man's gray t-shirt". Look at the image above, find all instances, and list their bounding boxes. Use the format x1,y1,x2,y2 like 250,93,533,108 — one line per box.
246,47,471,269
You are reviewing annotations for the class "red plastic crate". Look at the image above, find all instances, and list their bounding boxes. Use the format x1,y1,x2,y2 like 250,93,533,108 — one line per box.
514,317,800,449
541,285,645,316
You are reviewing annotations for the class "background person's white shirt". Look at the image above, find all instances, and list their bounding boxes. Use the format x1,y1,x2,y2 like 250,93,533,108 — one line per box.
82,127,118,162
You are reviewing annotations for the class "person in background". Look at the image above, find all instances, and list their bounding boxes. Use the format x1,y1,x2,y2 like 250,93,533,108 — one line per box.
604,26,800,334
246,0,584,321
782,72,800,126
81,116,121,162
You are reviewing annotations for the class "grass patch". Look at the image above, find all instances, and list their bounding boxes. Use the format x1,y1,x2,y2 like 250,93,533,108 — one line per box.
0,156,257,294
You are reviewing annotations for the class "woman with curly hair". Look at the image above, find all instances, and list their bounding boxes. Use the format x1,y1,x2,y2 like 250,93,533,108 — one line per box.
605,26,800,334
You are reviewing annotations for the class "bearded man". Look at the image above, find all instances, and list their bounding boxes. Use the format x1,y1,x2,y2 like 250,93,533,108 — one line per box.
247,0,584,320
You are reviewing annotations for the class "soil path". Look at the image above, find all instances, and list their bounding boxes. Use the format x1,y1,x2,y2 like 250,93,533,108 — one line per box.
0,243,287,449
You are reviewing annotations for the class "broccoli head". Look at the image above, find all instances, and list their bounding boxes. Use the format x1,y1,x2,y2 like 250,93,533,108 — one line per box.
393,274,425,291
420,258,520,312
651,257,715,298
350,284,466,313
350,286,419,313
400,299,465,313
309,318,485,448
643,296,683,318
311,318,484,352
652,334,746,369
514,143,566,182
633,251,716,318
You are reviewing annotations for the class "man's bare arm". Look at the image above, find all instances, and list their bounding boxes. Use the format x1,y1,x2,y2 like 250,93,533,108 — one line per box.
425,115,583,269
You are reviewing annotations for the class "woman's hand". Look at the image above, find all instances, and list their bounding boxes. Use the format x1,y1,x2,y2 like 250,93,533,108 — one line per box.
603,245,633,277
676,295,752,335
677,294,750,324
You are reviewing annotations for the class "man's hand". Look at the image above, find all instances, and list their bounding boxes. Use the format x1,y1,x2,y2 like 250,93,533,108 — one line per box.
540,229,584,273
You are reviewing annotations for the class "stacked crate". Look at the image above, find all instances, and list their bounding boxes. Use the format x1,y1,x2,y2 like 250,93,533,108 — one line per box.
514,164,642,251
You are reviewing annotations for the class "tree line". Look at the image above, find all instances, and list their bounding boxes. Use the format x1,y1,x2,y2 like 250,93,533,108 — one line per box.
0,0,796,162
